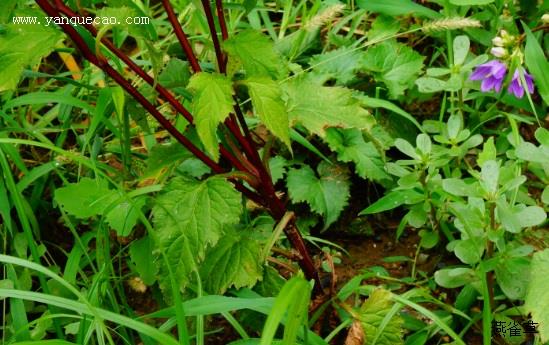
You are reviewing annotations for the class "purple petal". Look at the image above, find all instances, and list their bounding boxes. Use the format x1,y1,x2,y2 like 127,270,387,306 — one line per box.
508,76,524,98
491,63,507,79
524,72,535,94
470,65,491,80
493,77,504,92
481,77,496,92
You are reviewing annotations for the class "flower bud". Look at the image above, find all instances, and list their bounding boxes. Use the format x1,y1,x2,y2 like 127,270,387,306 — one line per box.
542,14,549,24
490,47,507,58
492,36,504,47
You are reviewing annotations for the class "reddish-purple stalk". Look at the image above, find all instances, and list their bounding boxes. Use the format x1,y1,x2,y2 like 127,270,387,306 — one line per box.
36,0,322,294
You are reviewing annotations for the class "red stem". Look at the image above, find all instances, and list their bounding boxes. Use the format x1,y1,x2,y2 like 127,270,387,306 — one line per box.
52,0,258,179
200,0,225,73
161,0,202,73
36,0,263,205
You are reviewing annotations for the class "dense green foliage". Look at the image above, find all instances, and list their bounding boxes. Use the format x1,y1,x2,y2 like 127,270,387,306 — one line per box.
1,0,548,345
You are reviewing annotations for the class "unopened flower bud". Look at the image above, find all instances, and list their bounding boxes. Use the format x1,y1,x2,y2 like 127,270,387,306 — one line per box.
492,36,504,47
490,47,507,58
542,14,549,24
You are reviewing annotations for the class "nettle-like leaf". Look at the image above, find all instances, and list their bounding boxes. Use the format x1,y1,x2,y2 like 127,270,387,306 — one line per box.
325,128,389,182
224,30,287,79
244,77,291,149
188,72,235,162
358,288,404,345
0,9,61,92
200,226,263,294
152,176,241,295
286,162,350,230
283,78,375,137
524,249,549,343
309,46,364,85
54,178,145,237
360,40,424,98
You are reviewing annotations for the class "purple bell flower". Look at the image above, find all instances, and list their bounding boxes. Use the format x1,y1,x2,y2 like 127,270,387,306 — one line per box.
507,68,534,99
469,60,507,93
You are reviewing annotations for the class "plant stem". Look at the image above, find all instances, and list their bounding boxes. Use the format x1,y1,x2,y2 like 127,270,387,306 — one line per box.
200,0,226,73
162,0,202,73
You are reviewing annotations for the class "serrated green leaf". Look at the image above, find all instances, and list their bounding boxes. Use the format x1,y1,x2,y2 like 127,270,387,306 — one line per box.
54,178,118,219
309,46,364,85
0,9,61,92
358,288,403,345
245,77,291,149
158,58,191,95
524,249,549,343
188,72,234,161
283,79,375,137
224,30,286,79
201,227,263,294
286,162,350,230
152,176,241,295
269,156,287,184
361,40,424,98
325,128,389,181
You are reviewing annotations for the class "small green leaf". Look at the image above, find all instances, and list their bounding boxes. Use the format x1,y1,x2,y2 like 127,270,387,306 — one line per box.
394,139,419,159
159,58,191,95
359,189,424,215
415,77,447,93
201,227,263,294
309,46,364,85
245,77,291,149
419,230,439,249
453,35,470,66
54,178,118,219
477,137,496,166
434,268,477,288
480,160,499,195
188,72,235,161
453,238,483,264
286,162,350,230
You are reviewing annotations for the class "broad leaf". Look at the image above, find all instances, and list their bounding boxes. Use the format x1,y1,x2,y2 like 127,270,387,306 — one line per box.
524,249,549,343
188,72,235,161
54,178,118,219
244,77,291,149
495,257,530,300
286,162,350,230
325,128,389,181
129,236,157,285
524,24,549,106
224,30,286,79
434,268,478,288
309,46,364,85
283,78,375,137
361,40,424,98
201,227,263,294
152,176,242,295
0,9,61,92
358,288,404,345
105,197,146,237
